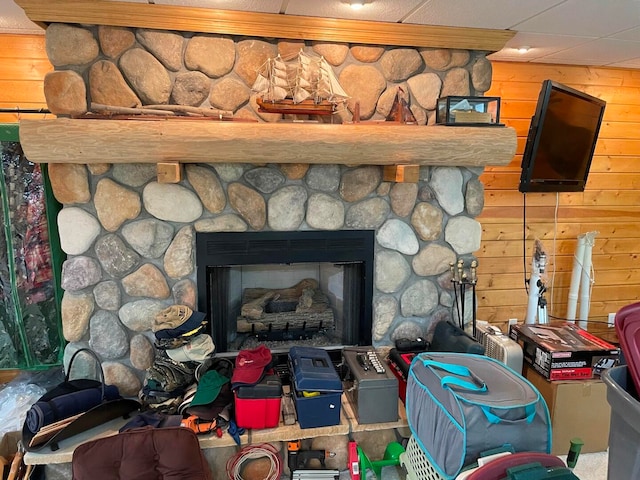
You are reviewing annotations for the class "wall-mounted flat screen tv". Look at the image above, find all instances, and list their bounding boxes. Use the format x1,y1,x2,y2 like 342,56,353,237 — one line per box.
518,80,606,193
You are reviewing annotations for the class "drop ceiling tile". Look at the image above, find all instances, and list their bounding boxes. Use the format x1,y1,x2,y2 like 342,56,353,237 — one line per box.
513,0,640,37
403,0,564,29
0,0,41,33
489,31,596,64
285,0,424,22
609,57,640,68
505,32,597,51
529,57,608,66
610,26,640,42
540,38,640,64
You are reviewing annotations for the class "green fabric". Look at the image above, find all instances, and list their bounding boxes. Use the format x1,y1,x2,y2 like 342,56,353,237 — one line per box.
190,370,230,407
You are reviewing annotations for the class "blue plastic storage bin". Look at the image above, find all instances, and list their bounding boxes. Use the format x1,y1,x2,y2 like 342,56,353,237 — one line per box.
288,346,342,429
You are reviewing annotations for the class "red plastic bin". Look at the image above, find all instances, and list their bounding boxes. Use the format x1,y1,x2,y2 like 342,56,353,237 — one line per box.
234,375,283,429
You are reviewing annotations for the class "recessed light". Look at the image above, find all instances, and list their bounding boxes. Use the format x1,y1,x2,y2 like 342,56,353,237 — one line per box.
341,0,372,9
517,46,531,54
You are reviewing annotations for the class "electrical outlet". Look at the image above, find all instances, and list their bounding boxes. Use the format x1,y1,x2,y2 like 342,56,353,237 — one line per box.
608,312,616,328
508,318,518,327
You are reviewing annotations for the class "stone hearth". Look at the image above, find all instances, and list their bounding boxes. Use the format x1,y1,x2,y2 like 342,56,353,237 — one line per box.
45,23,491,396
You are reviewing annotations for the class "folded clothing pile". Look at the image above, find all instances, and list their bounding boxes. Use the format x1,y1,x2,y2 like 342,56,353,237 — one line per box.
181,357,235,423
141,305,214,412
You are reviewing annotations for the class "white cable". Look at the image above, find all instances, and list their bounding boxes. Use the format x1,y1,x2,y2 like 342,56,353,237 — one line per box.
227,443,282,480
550,192,559,315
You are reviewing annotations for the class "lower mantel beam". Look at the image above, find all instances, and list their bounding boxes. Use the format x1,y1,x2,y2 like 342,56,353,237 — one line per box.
18,118,517,167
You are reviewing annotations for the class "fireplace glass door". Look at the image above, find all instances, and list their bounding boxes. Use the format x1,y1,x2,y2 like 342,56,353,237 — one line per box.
196,231,374,353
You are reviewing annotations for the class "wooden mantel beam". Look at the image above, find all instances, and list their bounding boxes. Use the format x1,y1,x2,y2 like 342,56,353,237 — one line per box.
19,119,517,167
15,0,515,51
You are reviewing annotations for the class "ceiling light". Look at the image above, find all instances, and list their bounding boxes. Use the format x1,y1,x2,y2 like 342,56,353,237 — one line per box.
342,0,372,9
517,46,531,54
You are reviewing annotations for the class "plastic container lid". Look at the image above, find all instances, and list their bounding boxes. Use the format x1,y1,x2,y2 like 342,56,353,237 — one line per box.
235,375,283,399
288,346,342,393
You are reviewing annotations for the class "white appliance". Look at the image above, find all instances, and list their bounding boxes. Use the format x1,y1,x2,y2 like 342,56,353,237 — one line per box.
475,321,524,375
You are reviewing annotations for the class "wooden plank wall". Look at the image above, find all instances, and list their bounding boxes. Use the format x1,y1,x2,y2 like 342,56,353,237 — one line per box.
0,33,50,123
479,62,640,333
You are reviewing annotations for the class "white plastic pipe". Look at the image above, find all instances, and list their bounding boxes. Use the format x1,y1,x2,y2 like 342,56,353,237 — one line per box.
526,268,541,324
526,240,547,324
578,232,598,329
566,234,587,322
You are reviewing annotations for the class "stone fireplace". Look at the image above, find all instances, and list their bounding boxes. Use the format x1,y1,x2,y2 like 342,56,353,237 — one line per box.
26,19,514,397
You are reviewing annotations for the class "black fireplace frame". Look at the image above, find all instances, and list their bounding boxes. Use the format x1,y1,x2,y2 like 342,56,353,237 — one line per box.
196,230,375,353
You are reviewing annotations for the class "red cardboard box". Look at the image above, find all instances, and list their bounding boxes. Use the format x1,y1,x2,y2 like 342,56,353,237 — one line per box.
509,322,619,381
234,375,282,429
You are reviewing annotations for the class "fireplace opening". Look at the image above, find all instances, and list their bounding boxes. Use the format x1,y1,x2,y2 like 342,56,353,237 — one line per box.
196,230,374,354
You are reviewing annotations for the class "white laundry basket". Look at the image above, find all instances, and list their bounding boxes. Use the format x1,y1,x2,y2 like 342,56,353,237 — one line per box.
400,435,445,480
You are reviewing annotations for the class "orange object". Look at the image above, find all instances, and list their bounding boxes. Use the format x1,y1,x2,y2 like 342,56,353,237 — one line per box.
180,415,217,435
288,440,301,452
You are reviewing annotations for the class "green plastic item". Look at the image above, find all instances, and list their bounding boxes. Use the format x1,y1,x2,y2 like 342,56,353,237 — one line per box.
566,437,584,469
357,441,405,479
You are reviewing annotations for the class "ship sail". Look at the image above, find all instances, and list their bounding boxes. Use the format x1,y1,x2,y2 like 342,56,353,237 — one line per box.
252,50,349,114
251,56,291,102
317,56,350,102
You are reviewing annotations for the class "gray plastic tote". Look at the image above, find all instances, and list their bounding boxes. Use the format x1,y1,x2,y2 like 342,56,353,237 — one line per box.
406,352,551,480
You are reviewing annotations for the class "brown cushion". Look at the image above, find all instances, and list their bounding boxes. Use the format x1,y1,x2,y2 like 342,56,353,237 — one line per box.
72,426,213,480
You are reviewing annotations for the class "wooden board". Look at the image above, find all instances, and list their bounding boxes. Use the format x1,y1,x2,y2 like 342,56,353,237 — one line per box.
18,119,517,167
15,0,514,51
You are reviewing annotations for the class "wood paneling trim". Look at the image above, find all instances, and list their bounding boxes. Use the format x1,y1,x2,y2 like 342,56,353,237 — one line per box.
0,34,48,116
14,0,515,51
478,269,640,290
0,80,47,103
481,190,640,207
0,58,52,81
491,62,640,88
0,33,46,58
492,81,640,106
480,253,639,275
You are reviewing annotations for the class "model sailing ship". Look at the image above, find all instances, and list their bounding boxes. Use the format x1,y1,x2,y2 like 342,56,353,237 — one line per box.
252,50,350,116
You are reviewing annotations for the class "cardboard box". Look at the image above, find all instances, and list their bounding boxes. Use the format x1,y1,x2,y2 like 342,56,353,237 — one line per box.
524,364,610,454
509,322,619,380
